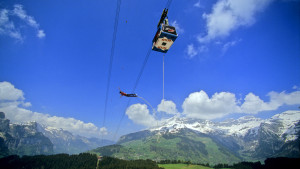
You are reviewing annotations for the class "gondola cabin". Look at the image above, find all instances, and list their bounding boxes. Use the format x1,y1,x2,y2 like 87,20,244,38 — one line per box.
152,24,178,53
152,8,178,53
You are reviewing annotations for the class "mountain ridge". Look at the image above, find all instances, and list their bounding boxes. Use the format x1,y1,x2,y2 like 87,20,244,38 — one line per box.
0,112,114,157
91,110,300,164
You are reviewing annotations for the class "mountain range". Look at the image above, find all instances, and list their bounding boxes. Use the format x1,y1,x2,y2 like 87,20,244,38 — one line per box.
91,110,300,164
0,112,114,157
1,110,299,164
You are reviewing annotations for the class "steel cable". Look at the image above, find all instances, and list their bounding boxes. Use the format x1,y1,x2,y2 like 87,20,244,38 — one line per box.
102,0,122,141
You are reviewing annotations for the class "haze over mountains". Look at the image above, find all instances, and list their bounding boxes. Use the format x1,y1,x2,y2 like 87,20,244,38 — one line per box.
0,112,113,157
1,110,299,164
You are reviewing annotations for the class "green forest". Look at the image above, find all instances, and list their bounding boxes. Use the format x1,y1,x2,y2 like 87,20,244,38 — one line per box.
97,156,162,169
0,153,97,169
0,153,299,169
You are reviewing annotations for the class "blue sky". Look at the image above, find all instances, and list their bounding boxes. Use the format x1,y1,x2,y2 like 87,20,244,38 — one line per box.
0,0,300,140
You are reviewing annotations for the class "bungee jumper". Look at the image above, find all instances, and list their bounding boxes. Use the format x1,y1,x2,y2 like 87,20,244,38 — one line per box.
152,8,178,53
119,88,137,97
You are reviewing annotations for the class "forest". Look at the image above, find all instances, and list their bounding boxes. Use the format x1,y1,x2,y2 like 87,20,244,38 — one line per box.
0,153,97,169
0,153,299,169
0,153,162,169
97,156,162,169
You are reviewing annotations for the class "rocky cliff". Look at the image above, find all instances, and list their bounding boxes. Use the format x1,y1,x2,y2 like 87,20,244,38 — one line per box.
0,112,53,157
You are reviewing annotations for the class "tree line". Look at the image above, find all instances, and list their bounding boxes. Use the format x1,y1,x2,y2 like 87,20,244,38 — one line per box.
159,157,300,169
213,157,300,169
97,156,163,169
0,154,163,169
0,153,97,169
0,153,299,169
158,159,210,167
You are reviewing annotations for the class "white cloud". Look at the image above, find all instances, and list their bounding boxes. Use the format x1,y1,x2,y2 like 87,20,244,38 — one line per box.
0,81,106,138
222,39,241,53
241,91,300,114
37,29,46,38
240,93,272,114
194,1,203,8
199,0,274,43
186,44,198,58
293,85,299,90
0,4,45,41
22,102,32,107
181,90,300,120
170,20,184,34
157,99,179,115
182,90,240,120
126,103,157,127
100,127,108,135
0,81,24,101
0,9,22,41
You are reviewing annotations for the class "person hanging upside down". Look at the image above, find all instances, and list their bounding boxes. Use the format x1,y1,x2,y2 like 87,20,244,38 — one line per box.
119,89,137,97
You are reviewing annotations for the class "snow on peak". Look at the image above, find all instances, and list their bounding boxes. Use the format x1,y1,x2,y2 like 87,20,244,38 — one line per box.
150,115,263,137
215,116,263,137
149,110,300,140
267,110,300,141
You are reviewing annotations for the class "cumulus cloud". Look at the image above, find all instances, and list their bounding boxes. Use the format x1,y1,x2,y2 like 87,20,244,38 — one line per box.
240,93,272,114
22,102,32,107
157,99,179,115
199,0,274,43
126,103,157,127
126,89,300,122
182,90,240,120
0,81,24,101
0,4,45,41
241,91,300,114
0,81,106,138
100,127,108,135
182,90,300,120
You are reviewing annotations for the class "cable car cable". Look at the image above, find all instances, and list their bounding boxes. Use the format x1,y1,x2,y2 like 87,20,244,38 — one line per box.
113,46,152,140
163,54,165,101
113,0,173,141
165,0,173,9
102,0,122,141
132,47,152,93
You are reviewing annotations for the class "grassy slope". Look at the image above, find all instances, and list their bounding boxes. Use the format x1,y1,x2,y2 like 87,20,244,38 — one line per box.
158,164,212,169
119,132,240,164
90,131,241,165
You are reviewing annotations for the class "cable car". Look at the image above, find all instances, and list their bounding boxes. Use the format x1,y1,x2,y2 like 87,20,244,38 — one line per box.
152,8,178,53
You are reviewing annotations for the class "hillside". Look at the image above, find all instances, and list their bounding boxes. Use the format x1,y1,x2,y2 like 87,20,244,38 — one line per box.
91,110,300,164
0,112,114,157
91,129,241,165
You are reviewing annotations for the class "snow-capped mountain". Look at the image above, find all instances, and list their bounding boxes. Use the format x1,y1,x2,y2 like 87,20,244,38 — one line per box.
36,123,114,154
0,112,114,156
151,111,299,140
0,113,53,157
149,110,300,160
264,111,300,142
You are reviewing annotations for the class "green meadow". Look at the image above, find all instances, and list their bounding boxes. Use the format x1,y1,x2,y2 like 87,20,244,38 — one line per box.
158,163,213,169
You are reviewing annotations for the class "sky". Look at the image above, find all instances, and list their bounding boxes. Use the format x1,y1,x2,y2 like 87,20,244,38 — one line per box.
0,0,300,141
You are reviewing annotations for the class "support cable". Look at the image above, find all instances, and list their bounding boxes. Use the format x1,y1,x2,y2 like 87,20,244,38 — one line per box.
112,0,173,141
163,54,165,101
113,46,152,140
102,0,121,140
165,0,173,9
